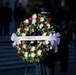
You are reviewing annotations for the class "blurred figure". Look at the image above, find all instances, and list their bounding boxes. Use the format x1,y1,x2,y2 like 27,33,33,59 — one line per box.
14,2,26,31
5,2,12,36
68,20,75,44
1,2,12,36
59,20,69,72
43,22,61,75
58,5,69,22
0,3,3,36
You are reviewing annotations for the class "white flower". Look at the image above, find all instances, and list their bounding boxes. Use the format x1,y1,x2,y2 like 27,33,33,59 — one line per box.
24,52,28,58
50,46,53,49
40,17,44,22
22,44,26,49
17,40,21,45
47,23,50,29
39,24,43,29
32,14,37,19
31,46,35,51
21,33,26,36
32,19,36,24
42,32,47,36
24,19,29,23
25,27,29,31
37,50,42,56
45,40,49,44
17,28,20,33
31,53,35,58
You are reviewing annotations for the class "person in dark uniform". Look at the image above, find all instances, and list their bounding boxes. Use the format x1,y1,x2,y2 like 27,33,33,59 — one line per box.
14,2,26,31
58,20,69,72
1,2,12,36
5,2,12,36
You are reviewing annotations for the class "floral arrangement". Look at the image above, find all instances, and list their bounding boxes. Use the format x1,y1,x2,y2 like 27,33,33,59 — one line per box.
11,13,60,63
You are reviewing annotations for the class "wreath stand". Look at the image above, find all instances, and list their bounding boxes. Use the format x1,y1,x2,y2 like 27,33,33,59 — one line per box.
24,62,45,75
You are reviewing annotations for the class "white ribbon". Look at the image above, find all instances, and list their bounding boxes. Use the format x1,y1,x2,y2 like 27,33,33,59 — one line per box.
11,32,61,52
48,32,61,52
11,33,20,47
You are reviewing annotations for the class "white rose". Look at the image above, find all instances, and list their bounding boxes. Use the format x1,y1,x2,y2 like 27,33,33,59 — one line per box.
40,17,44,22
47,23,50,29
24,19,29,23
31,53,35,58
32,14,37,19
42,32,47,36
17,40,21,45
45,40,49,44
22,44,26,49
24,52,28,58
39,23,43,29
21,33,26,36
31,46,35,51
25,27,29,31
17,28,20,33
32,19,36,24
37,50,42,56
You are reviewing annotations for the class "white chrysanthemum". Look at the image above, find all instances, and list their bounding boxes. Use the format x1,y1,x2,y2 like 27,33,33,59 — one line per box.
17,28,20,33
40,17,44,22
37,50,42,56
31,53,35,58
47,23,50,29
17,40,21,45
42,32,47,36
22,44,26,49
32,14,37,19
45,40,49,44
32,19,36,24
24,52,28,58
39,23,43,29
24,19,29,23
21,33,26,36
31,46,35,51
25,27,29,31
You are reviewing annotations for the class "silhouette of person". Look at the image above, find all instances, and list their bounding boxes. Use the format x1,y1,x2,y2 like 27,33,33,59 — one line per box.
0,3,3,36
14,2,26,31
5,2,12,36
1,2,12,36
58,20,69,72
